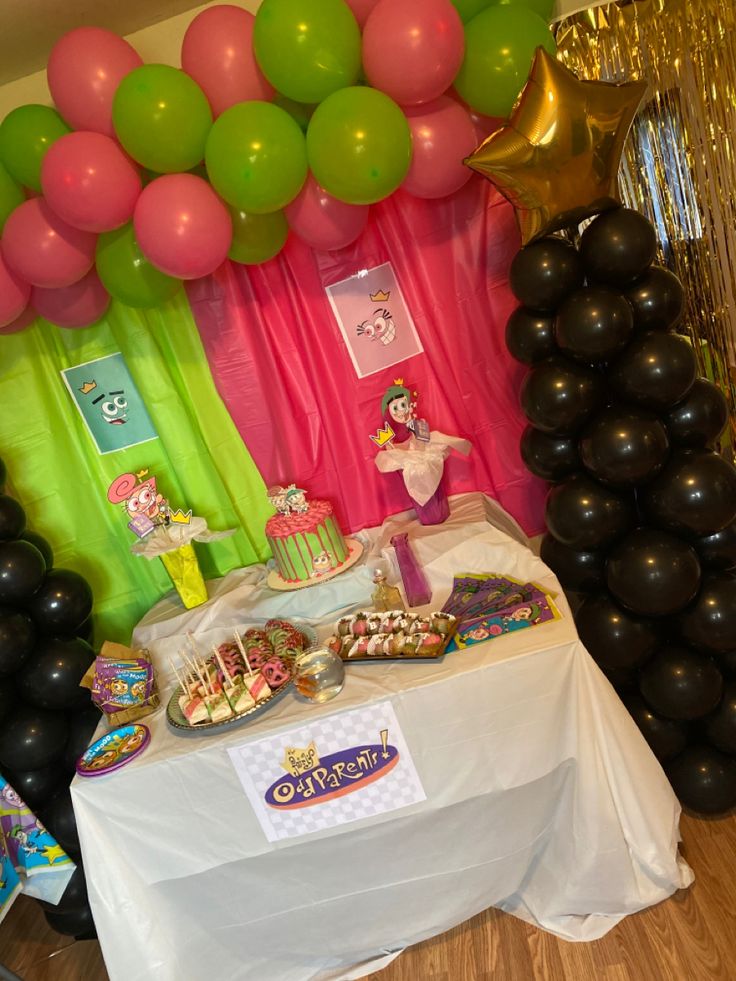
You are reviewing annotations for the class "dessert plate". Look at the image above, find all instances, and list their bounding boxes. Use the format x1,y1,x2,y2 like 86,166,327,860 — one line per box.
267,537,364,592
76,724,150,777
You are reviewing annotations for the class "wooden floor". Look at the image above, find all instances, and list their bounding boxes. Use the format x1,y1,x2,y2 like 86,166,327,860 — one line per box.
1,809,734,980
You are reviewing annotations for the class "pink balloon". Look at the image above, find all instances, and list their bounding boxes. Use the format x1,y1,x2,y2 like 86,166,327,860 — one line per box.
32,267,110,328
47,27,143,137
2,199,96,288
134,174,232,280
41,132,142,233
448,89,504,145
0,247,31,328
403,96,478,199
181,5,273,117
285,175,369,251
344,0,380,27
0,304,36,335
363,0,465,106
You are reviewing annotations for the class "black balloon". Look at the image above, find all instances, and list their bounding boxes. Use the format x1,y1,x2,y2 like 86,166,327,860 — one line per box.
609,331,697,411
0,605,35,676
604,665,639,693
20,530,54,570
679,573,736,654
0,677,14,726
640,645,723,720
623,264,684,331
705,681,736,755
667,745,736,814
75,616,94,645
16,636,95,711
622,693,691,762
63,705,101,772
520,426,580,481
642,449,736,538
521,357,604,435
39,788,80,856
0,494,26,541
664,378,728,448
695,520,736,571
555,286,634,363
715,650,736,677
6,763,65,810
0,456,5,491
579,406,669,488
545,473,635,550
27,568,93,635
0,705,68,771
505,307,557,364
575,592,659,669
0,540,46,604
606,527,701,617
44,903,96,940
509,236,584,311
539,534,604,592
580,207,657,287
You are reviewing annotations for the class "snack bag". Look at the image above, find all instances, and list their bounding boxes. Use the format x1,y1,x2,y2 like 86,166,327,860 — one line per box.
81,641,160,725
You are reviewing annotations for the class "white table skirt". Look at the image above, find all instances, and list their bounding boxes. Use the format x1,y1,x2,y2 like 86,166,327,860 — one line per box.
71,493,693,981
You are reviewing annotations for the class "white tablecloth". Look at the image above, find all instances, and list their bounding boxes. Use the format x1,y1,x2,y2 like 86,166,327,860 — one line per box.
71,494,693,981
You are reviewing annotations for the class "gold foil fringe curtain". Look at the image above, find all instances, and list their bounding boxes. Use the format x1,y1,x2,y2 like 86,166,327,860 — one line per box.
556,0,736,448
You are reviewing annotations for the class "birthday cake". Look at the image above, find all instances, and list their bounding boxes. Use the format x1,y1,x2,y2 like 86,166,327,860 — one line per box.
266,485,349,583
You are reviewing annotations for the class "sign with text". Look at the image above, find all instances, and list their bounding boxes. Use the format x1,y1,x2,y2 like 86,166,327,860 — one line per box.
228,701,426,842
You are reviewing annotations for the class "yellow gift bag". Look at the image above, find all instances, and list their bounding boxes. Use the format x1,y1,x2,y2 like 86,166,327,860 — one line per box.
159,543,208,609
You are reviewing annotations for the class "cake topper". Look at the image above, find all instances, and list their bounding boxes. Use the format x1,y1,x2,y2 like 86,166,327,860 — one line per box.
267,484,310,515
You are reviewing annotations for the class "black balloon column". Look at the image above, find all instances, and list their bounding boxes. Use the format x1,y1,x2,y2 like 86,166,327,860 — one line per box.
507,207,736,815
0,452,100,938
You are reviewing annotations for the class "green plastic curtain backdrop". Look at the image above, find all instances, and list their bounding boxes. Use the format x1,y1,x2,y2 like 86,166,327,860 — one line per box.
0,294,271,642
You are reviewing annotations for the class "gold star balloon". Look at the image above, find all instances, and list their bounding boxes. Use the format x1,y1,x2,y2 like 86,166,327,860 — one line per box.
466,47,647,246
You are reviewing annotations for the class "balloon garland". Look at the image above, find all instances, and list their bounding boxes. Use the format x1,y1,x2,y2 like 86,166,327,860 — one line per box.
0,0,558,332
471,48,736,816
0,454,100,938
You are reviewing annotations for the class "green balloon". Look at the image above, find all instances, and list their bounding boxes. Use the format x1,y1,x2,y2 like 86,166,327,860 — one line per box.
254,0,361,104
228,208,289,265
306,87,412,205
451,0,493,22
491,0,554,21
205,101,308,214
96,223,182,308
0,105,71,192
0,162,24,234
455,7,557,118
112,65,212,173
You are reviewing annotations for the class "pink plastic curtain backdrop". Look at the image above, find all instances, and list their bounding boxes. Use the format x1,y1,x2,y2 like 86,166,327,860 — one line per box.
187,181,546,536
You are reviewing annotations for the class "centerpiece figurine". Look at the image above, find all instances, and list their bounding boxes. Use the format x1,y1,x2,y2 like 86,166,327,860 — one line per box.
372,379,471,525
265,483,363,591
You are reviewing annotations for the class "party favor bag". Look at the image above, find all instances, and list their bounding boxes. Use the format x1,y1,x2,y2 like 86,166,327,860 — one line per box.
81,641,160,726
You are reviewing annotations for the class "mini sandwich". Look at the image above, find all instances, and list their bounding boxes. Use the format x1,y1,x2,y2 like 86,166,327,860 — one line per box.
243,671,272,703
183,696,209,725
224,683,255,715
203,691,233,722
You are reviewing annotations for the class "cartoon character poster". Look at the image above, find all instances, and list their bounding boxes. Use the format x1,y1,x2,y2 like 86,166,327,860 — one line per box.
325,262,424,379
61,353,159,455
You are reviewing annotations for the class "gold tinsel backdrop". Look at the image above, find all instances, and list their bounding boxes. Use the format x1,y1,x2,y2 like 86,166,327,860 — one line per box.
555,0,736,449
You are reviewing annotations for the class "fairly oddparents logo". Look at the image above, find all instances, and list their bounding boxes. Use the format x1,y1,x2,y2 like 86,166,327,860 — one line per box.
265,730,399,809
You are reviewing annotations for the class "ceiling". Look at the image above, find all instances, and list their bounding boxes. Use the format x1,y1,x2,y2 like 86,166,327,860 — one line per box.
0,0,206,86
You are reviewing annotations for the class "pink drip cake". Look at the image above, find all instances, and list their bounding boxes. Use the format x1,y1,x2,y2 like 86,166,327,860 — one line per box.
266,498,349,583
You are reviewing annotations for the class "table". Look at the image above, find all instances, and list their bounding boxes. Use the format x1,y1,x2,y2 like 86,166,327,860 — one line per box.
71,493,693,981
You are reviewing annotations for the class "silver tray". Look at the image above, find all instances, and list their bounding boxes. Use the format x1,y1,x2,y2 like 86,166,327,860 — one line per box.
165,623,317,737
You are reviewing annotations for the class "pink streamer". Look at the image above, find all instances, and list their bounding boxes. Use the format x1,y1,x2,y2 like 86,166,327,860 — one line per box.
187,181,546,536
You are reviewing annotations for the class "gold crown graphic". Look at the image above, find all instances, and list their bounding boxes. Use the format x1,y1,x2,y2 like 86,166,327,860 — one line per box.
169,508,192,525
370,289,391,303
135,469,149,480
78,381,97,395
281,742,320,777
370,422,395,448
